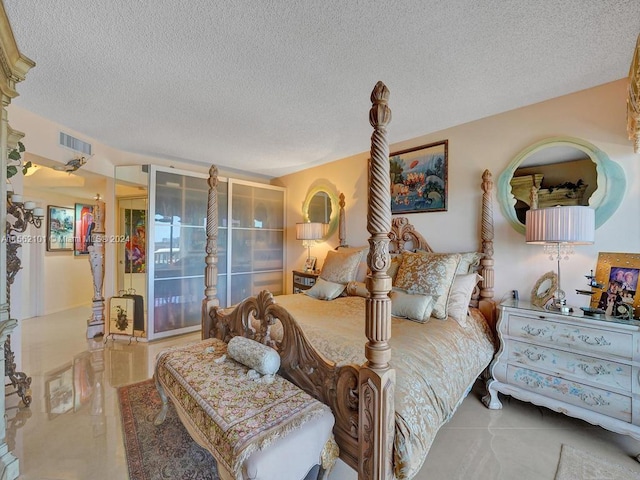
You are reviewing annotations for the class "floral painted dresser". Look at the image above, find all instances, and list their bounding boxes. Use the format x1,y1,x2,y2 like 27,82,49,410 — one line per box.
483,299,640,460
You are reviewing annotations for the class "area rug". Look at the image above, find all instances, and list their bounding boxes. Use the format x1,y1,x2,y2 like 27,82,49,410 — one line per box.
555,444,640,480
118,378,219,480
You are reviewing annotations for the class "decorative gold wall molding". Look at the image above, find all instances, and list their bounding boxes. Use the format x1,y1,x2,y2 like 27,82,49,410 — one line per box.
628,33,640,153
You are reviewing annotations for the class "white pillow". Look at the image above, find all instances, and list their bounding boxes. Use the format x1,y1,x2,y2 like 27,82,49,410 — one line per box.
227,336,281,375
305,277,346,300
447,273,483,326
389,287,434,323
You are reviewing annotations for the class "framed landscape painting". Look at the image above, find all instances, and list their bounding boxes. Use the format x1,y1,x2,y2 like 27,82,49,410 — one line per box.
390,140,448,214
47,205,74,251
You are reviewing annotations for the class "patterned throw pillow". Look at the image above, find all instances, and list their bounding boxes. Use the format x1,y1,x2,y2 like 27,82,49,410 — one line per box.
394,251,461,319
320,249,364,284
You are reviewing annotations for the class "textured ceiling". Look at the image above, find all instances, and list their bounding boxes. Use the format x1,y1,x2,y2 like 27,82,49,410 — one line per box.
5,1,640,178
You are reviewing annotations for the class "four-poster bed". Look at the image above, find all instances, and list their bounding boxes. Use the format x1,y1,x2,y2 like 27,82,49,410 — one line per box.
195,82,498,479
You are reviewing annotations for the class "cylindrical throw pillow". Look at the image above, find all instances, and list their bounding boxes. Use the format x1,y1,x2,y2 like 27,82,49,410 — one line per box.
227,336,281,375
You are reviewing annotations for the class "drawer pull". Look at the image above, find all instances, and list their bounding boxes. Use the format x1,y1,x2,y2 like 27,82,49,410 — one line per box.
522,348,546,362
577,363,610,377
577,335,611,347
579,392,610,407
522,324,548,337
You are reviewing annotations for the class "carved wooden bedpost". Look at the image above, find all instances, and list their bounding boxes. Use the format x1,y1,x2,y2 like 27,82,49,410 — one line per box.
201,165,219,339
359,81,395,480
479,170,495,324
339,193,347,247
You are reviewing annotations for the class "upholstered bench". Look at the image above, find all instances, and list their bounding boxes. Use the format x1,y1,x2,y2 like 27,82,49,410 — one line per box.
154,338,338,480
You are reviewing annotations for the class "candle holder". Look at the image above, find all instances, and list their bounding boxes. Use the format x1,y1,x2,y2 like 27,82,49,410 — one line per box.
4,191,42,407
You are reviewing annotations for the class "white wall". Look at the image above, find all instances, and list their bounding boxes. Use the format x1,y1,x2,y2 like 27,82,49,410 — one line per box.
276,79,639,309
19,188,101,316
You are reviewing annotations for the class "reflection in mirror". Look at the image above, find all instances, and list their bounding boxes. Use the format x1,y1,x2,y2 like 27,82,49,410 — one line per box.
308,192,332,224
302,185,339,241
511,146,597,223
498,137,626,234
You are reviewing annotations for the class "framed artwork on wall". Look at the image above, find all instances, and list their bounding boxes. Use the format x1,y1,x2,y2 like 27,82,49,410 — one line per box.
46,205,74,251
390,140,448,214
590,252,640,319
124,208,146,273
74,203,94,255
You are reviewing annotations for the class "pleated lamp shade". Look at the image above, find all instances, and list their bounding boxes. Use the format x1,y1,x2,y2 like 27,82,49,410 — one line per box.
525,206,595,245
296,222,327,241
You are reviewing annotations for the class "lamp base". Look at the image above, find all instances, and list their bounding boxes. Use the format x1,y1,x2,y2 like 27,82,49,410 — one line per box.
545,296,571,314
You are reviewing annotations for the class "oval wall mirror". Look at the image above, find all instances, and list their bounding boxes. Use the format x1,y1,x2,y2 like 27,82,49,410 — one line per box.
302,185,339,240
497,137,626,234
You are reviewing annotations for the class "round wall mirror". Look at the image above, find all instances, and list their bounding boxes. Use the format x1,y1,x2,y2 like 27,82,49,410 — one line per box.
497,137,626,234
302,185,339,241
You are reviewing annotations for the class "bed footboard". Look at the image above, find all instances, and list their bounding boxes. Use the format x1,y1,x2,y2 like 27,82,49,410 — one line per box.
207,290,362,468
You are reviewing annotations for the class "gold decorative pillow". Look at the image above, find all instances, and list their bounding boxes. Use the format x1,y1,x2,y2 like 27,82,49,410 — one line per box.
388,255,403,284
337,246,369,282
416,249,483,275
394,251,461,319
320,249,364,284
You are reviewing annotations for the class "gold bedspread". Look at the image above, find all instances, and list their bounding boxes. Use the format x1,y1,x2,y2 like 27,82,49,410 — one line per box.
270,294,496,479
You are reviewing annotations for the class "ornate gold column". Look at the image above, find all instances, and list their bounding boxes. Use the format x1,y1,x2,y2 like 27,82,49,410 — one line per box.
0,3,35,478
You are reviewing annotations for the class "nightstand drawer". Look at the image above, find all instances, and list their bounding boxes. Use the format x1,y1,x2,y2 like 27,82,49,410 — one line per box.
508,314,634,359
508,341,632,391
293,274,317,287
507,365,632,423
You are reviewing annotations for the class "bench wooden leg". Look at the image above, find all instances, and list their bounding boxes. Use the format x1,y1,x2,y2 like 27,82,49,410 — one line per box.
153,376,169,426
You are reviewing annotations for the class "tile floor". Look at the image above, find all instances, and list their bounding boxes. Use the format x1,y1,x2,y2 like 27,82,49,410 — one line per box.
8,305,640,479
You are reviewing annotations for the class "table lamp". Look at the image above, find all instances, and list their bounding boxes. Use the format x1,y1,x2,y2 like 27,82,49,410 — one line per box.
526,205,595,312
296,222,327,271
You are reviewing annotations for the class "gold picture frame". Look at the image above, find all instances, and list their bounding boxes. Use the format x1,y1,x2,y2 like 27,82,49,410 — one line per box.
531,271,558,308
589,252,640,319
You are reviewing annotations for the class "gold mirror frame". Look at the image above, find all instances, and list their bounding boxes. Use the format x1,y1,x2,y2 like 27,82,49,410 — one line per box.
531,271,558,308
302,184,339,241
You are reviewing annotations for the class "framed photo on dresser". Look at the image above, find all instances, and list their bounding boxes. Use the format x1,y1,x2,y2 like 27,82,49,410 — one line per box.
590,252,640,319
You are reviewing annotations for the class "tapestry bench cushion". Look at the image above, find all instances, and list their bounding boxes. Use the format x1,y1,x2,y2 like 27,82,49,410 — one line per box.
155,338,336,480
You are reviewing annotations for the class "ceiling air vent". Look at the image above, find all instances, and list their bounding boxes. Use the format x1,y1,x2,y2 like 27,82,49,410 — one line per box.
59,132,92,156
